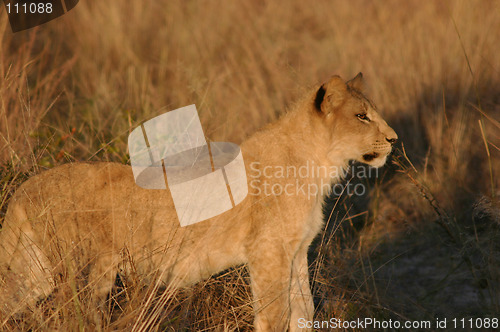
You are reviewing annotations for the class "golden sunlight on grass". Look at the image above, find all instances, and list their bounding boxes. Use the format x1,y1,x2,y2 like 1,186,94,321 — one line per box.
1,0,499,330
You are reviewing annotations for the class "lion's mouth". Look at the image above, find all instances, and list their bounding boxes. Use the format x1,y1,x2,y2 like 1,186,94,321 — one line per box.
362,152,379,162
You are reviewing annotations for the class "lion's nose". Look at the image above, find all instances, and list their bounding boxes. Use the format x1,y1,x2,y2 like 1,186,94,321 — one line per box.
386,137,397,145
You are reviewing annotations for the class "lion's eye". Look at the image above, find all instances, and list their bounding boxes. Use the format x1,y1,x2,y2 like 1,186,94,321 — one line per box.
356,113,370,122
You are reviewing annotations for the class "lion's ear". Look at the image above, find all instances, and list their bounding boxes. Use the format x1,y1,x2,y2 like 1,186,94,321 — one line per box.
325,75,347,110
315,75,348,114
347,72,364,92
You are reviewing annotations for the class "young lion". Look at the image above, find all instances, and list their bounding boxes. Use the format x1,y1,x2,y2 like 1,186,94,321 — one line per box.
0,73,397,331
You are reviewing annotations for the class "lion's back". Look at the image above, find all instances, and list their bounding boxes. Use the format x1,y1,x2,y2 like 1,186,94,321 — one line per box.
1,162,179,254
6,162,132,225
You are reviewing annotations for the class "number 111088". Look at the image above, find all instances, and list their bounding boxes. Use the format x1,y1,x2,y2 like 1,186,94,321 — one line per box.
452,318,498,329
6,2,53,14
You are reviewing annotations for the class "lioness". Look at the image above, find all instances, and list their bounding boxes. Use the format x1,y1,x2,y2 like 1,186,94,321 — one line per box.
0,74,397,331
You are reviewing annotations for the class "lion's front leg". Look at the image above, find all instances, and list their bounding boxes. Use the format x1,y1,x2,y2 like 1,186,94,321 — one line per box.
289,249,313,332
247,243,314,332
248,246,293,332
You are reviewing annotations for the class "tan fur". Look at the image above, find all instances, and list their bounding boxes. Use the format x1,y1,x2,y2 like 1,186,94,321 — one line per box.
0,74,397,331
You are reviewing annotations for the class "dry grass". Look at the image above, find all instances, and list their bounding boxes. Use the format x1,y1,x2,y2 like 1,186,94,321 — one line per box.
1,0,499,330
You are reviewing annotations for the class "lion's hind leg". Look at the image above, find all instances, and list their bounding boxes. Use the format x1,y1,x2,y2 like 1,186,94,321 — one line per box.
0,218,55,326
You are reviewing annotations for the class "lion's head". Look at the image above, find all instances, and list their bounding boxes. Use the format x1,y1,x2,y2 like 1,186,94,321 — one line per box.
313,73,398,168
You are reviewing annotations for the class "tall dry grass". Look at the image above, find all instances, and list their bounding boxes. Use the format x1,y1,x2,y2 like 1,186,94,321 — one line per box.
1,0,499,330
